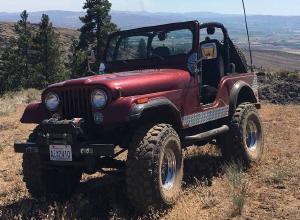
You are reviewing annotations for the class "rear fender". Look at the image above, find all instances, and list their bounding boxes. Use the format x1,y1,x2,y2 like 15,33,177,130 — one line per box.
229,81,260,116
21,102,49,124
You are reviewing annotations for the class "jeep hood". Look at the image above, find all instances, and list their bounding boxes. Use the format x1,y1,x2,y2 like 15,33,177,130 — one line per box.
48,69,190,97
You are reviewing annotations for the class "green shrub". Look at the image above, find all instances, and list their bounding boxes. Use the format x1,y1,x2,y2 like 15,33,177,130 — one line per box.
225,163,248,217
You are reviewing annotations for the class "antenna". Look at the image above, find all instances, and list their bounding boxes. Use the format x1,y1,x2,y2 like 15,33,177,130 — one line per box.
242,0,254,72
139,0,145,11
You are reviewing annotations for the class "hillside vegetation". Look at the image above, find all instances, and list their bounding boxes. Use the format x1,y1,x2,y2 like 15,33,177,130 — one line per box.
1,21,300,74
0,4,117,95
0,22,79,54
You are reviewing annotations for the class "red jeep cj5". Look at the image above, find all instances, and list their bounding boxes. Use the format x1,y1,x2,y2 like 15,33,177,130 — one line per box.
14,21,264,210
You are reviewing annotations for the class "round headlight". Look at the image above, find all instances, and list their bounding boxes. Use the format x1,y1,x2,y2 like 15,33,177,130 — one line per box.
45,92,60,111
91,90,108,109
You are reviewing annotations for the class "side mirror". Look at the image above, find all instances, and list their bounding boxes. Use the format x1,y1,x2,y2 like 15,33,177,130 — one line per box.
99,62,106,74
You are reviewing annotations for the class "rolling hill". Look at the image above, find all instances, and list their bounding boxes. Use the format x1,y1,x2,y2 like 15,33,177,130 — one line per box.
1,10,300,53
1,11,300,71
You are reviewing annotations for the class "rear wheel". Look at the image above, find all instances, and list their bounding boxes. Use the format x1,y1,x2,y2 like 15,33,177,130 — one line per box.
218,103,264,166
126,124,183,211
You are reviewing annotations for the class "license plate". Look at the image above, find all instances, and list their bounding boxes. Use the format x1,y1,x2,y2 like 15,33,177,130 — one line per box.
49,145,72,161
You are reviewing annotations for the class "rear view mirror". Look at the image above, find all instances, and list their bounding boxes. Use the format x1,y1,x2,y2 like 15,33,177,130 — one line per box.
207,26,216,35
158,32,168,41
201,43,217,60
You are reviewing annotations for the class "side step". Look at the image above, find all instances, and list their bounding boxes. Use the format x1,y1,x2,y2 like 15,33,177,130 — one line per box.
184,125,230,142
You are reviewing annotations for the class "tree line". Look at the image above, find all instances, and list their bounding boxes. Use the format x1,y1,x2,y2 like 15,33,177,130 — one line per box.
0,0,117,95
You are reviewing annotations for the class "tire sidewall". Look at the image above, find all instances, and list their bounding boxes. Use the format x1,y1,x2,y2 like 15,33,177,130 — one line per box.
158,132,183,205
241,109,264,162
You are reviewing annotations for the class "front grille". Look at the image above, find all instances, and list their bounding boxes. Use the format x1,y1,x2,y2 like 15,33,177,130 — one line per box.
58,88,92,121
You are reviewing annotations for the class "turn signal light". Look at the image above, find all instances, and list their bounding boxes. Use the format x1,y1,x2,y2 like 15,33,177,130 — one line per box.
136,97,149,104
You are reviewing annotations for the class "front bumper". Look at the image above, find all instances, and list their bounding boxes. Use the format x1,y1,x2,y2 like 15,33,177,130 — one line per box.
14,118,115,157
14,142,115,157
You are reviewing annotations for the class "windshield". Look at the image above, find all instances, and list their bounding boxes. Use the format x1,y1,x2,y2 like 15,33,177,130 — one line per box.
106,28,194,62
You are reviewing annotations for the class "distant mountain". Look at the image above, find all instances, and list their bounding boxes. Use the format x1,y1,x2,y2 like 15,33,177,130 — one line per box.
0,11,84,29
0,11,227,29
0,10,299,31
0,10,300,51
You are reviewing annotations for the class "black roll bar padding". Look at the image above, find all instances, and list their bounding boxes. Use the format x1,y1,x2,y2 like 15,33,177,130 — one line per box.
200,22,230,74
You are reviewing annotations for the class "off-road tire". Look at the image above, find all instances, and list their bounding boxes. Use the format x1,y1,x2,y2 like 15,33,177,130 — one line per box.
229,41,248,73
22,128,82,199
126,124,183,211
218,103,264,166
235,45,248,71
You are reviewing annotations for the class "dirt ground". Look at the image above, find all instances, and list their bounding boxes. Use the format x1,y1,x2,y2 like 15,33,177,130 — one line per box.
0,103,299,219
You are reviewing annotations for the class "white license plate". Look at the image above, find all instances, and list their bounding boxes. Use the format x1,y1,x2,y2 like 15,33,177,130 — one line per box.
49,145,72,161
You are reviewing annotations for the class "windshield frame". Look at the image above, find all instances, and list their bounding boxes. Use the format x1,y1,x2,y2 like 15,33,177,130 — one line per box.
104,21,200,73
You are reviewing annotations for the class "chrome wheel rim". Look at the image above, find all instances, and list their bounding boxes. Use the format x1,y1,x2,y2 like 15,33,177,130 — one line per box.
246,120,258,151
161,148,177,190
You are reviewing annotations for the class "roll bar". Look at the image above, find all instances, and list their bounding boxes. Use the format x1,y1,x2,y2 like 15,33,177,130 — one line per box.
200,22,230,74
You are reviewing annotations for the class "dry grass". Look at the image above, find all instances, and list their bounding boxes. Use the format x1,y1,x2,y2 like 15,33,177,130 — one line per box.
0,143,4,153
267,167,290,186
225,163,248,217
0,89,40,116
0,101,299,219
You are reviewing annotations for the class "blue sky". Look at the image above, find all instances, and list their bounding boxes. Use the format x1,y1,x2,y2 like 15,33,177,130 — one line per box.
0,0,299,15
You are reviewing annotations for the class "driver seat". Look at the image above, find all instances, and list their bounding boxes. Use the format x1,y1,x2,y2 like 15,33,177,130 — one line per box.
200,37,225,103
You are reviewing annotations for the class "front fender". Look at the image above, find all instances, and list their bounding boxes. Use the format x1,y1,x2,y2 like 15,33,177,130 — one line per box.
21,102,49,124
130,98,180,120
129,98,182,127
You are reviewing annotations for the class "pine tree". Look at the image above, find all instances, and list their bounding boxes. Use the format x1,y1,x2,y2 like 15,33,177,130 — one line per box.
0,38,20,94
78,0,118,67
68,39,88,79
32,14,68,88
0,10,33,94
137,38,147,59
14,10,34,88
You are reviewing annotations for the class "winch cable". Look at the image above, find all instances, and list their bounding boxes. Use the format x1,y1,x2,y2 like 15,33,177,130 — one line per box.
242,0,254,72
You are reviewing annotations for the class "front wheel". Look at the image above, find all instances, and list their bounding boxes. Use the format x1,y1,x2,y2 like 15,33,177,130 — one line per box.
218,103,264,166
22,129,82,199
126,124,183,211
22,153,82,199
